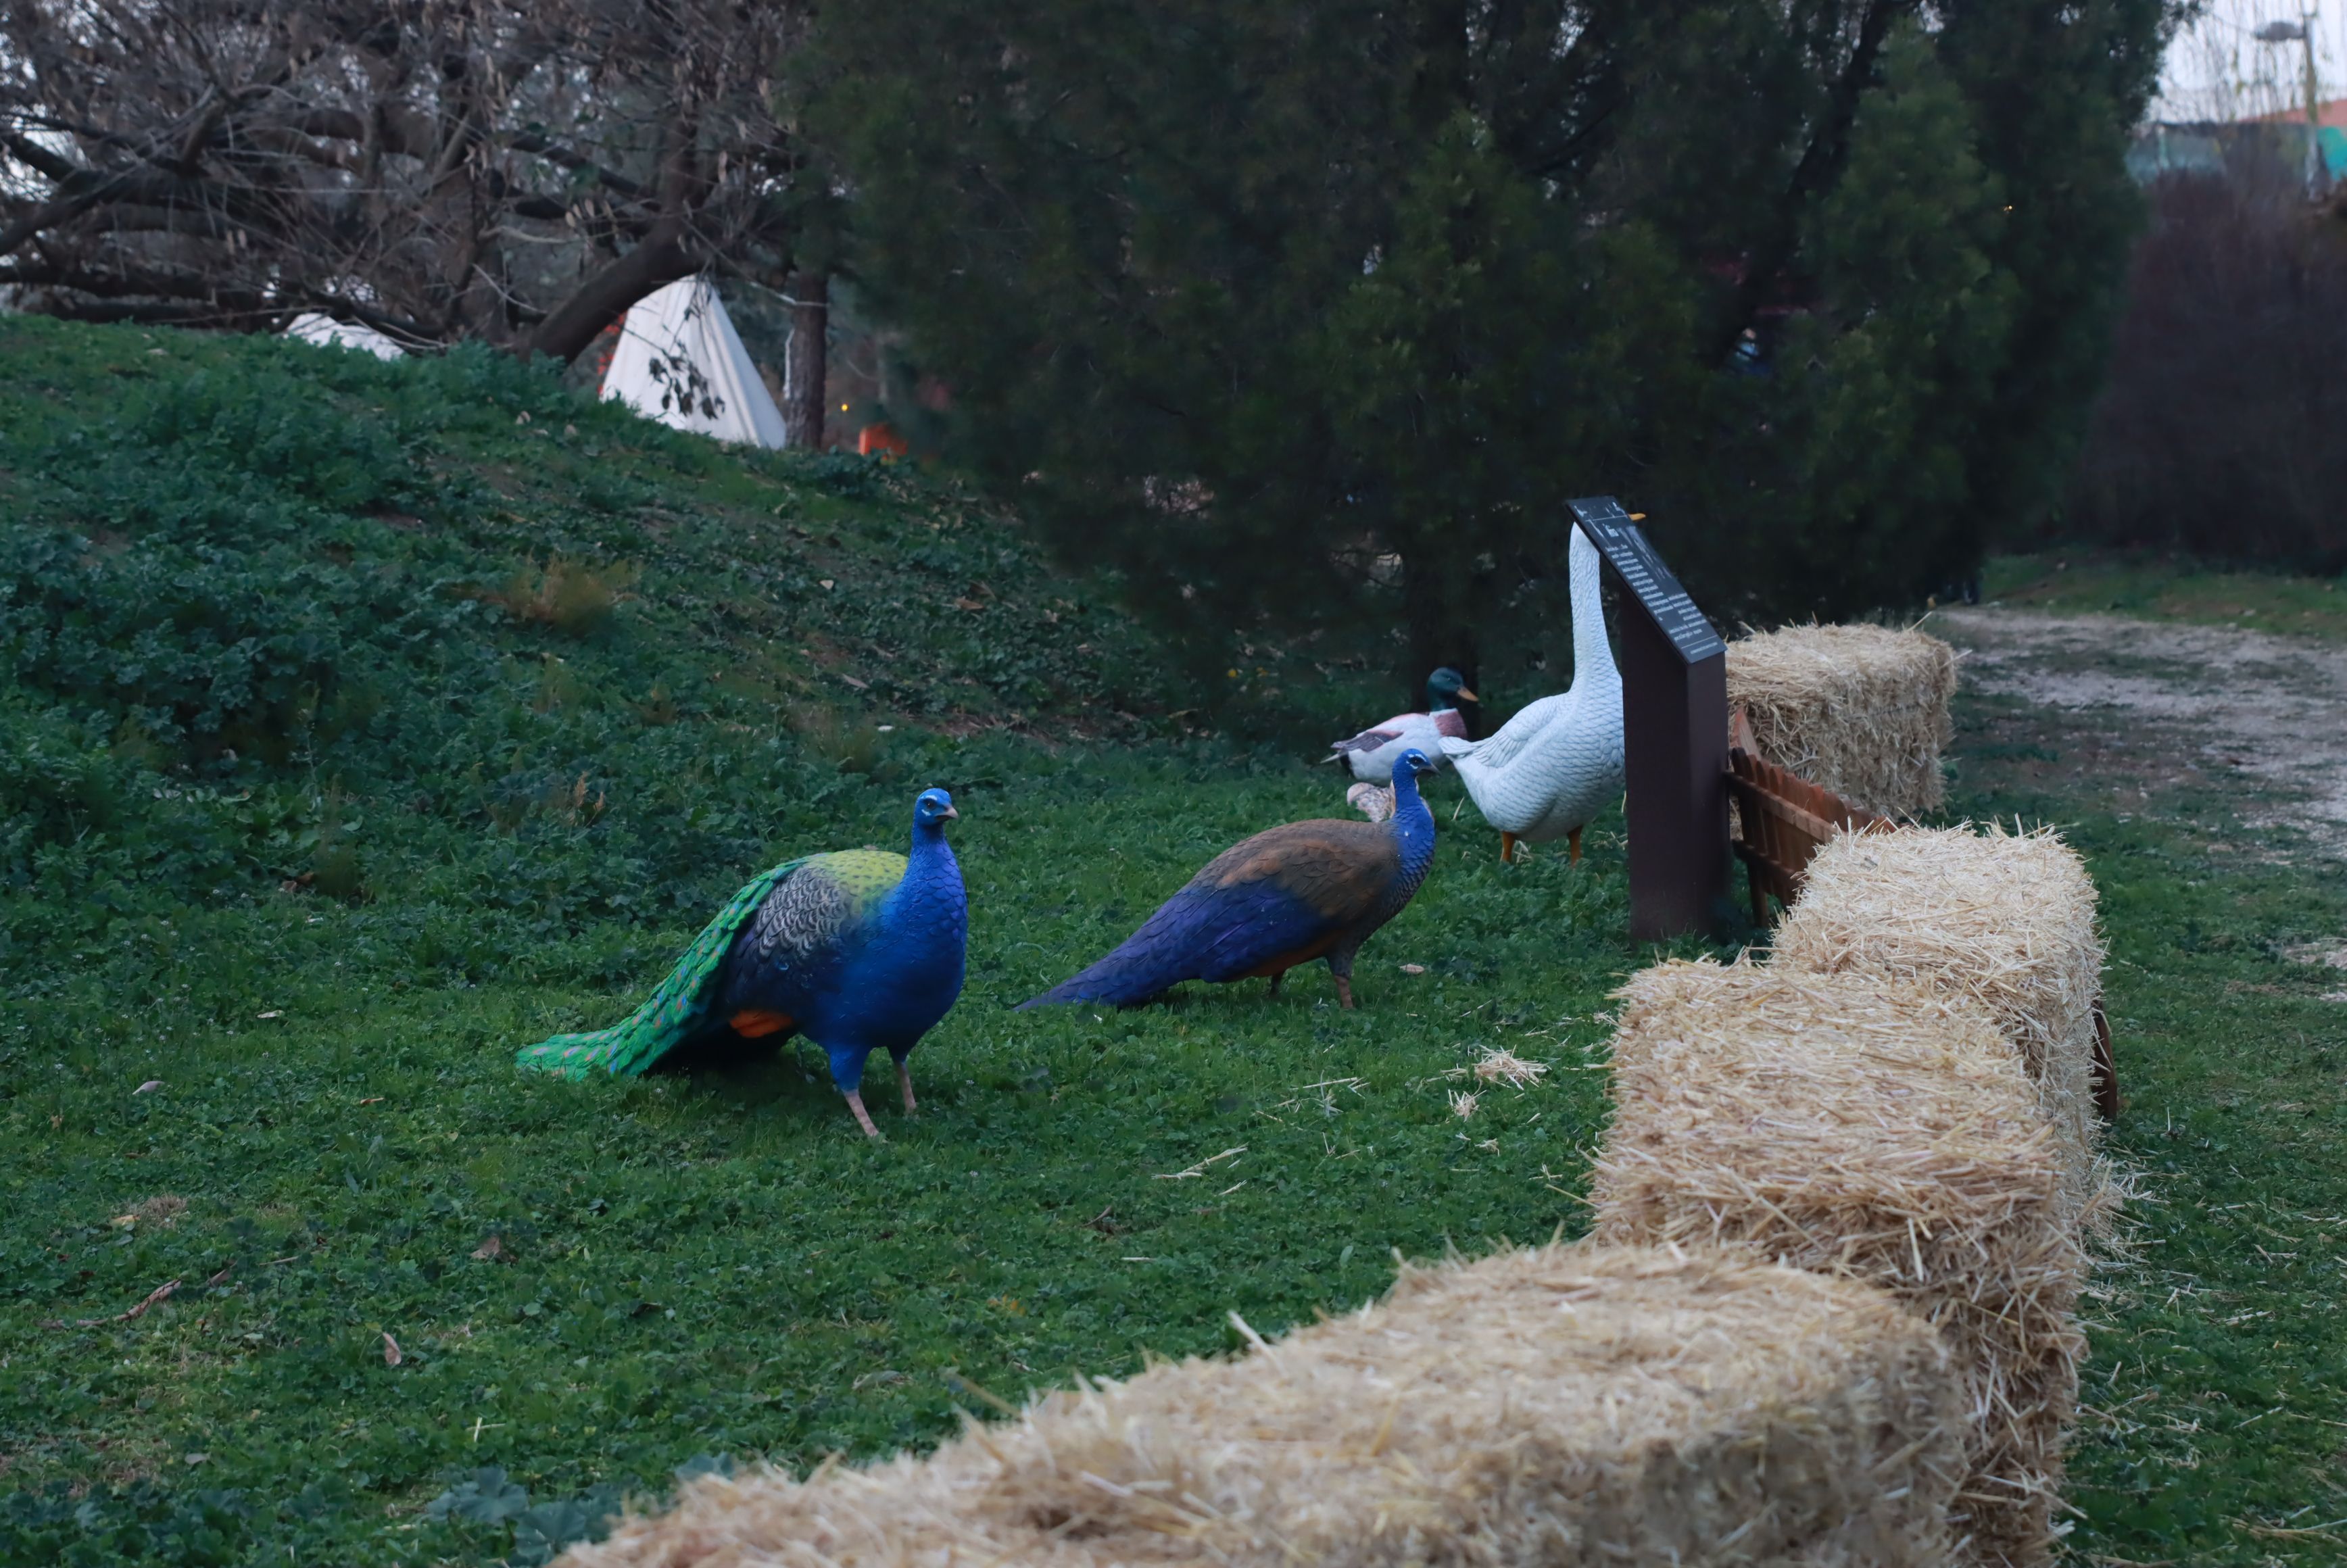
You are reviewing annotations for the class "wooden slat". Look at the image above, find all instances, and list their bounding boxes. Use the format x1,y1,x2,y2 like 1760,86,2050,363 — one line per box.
1736,779,1847,847
1726,740,1885,925
2091,996,2121,1121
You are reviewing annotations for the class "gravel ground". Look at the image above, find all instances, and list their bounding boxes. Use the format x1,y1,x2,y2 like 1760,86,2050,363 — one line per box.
1932,607,2347,863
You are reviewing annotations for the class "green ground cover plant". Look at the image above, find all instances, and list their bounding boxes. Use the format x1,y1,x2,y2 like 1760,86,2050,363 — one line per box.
2,321,2342,1565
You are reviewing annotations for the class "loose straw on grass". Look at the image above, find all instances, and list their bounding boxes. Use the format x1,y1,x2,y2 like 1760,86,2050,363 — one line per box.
1728,623,1958,817
564,1245,1966,1568
1591,960,2083,1568
1772,822,2115,1228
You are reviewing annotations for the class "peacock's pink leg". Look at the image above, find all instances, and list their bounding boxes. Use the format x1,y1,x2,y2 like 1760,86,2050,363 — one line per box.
844,1089,881,1138
897,1062,918,1115
1334,975,1355,1010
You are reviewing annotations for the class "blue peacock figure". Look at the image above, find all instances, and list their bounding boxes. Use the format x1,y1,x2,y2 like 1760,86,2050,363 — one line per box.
516,788,967,1137
1022,750,1439,1011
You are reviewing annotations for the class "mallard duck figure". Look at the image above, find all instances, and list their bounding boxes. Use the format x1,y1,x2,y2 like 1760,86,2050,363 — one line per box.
1328,666,1476,783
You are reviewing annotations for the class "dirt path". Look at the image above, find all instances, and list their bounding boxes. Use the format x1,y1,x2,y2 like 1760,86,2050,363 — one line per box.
1929,608,2347,861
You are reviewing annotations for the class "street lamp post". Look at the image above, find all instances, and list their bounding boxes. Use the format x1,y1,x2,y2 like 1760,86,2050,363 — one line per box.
2256,13,2327,194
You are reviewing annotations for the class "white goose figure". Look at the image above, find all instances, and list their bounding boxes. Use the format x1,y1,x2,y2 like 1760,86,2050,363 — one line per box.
1440,523,1625,863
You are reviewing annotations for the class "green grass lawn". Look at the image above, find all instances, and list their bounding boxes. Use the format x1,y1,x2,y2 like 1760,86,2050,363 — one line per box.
1985,549,2347,641
0,318,1662,1564
3,319,2344,1564
3,755,1661,1567
1947,690,2347,1565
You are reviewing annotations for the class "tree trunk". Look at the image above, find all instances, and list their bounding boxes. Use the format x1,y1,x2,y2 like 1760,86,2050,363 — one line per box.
784,270,830,449
523,121,703,364
523,222,695,364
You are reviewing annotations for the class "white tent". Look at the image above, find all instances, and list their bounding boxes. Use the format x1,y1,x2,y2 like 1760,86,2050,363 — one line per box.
283,311,406,360
600,276,788,448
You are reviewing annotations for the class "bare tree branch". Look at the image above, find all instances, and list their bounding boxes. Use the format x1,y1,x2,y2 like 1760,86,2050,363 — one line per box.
0,0,816,360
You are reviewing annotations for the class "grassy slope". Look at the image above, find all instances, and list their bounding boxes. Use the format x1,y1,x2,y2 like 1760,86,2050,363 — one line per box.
0,320,1664,1565
1,320,2340,1565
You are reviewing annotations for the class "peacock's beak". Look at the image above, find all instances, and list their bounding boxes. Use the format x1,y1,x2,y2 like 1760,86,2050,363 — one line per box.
940,804,959,819
1455,687,1478,703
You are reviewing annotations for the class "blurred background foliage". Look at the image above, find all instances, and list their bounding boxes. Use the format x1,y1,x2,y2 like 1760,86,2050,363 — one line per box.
807,0,2174,698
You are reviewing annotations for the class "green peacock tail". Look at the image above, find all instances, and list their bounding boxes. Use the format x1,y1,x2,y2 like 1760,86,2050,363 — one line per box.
515,859,805,1081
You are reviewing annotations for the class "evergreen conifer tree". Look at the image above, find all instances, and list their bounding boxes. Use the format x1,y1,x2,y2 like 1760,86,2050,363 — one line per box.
809,0,2172,699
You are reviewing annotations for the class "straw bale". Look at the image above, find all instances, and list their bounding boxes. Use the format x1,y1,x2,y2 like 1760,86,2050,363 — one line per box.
563,1244,1966,1568
1770,823,2111,1222
1589,961,2084,1568
1728,623,1958,817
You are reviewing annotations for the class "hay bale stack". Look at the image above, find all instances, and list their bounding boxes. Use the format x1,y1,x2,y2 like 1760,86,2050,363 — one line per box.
1771,823,2110,1220
1727,623,1958,817
554,1442,1040,1568
563,1245,1966,1568
1589,961,2084,1568
983,1244,1965,1567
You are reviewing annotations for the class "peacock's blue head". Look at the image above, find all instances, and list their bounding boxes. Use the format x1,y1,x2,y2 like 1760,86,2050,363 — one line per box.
1394,748,1437,781
913,787,959,831
1425,667,1478,710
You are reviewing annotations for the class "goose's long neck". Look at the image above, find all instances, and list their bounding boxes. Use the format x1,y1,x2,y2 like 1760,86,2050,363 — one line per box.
1568,525,1618,691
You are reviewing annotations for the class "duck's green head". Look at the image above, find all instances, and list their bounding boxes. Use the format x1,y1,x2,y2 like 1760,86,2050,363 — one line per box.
1424,666,1477,712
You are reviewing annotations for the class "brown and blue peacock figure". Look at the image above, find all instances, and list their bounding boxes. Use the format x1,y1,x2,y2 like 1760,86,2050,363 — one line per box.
516,788,967,1137
1021,749,1439,1010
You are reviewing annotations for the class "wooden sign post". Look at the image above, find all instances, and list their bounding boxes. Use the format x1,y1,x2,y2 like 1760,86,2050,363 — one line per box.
1568,497,1729,941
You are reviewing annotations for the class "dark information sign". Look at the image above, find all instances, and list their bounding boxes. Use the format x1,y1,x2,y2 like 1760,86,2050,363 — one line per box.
1567,494,1729,941
1568,497,1724,664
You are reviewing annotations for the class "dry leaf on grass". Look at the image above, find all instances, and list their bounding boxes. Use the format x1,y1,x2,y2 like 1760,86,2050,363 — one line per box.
62,1277,181,1328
